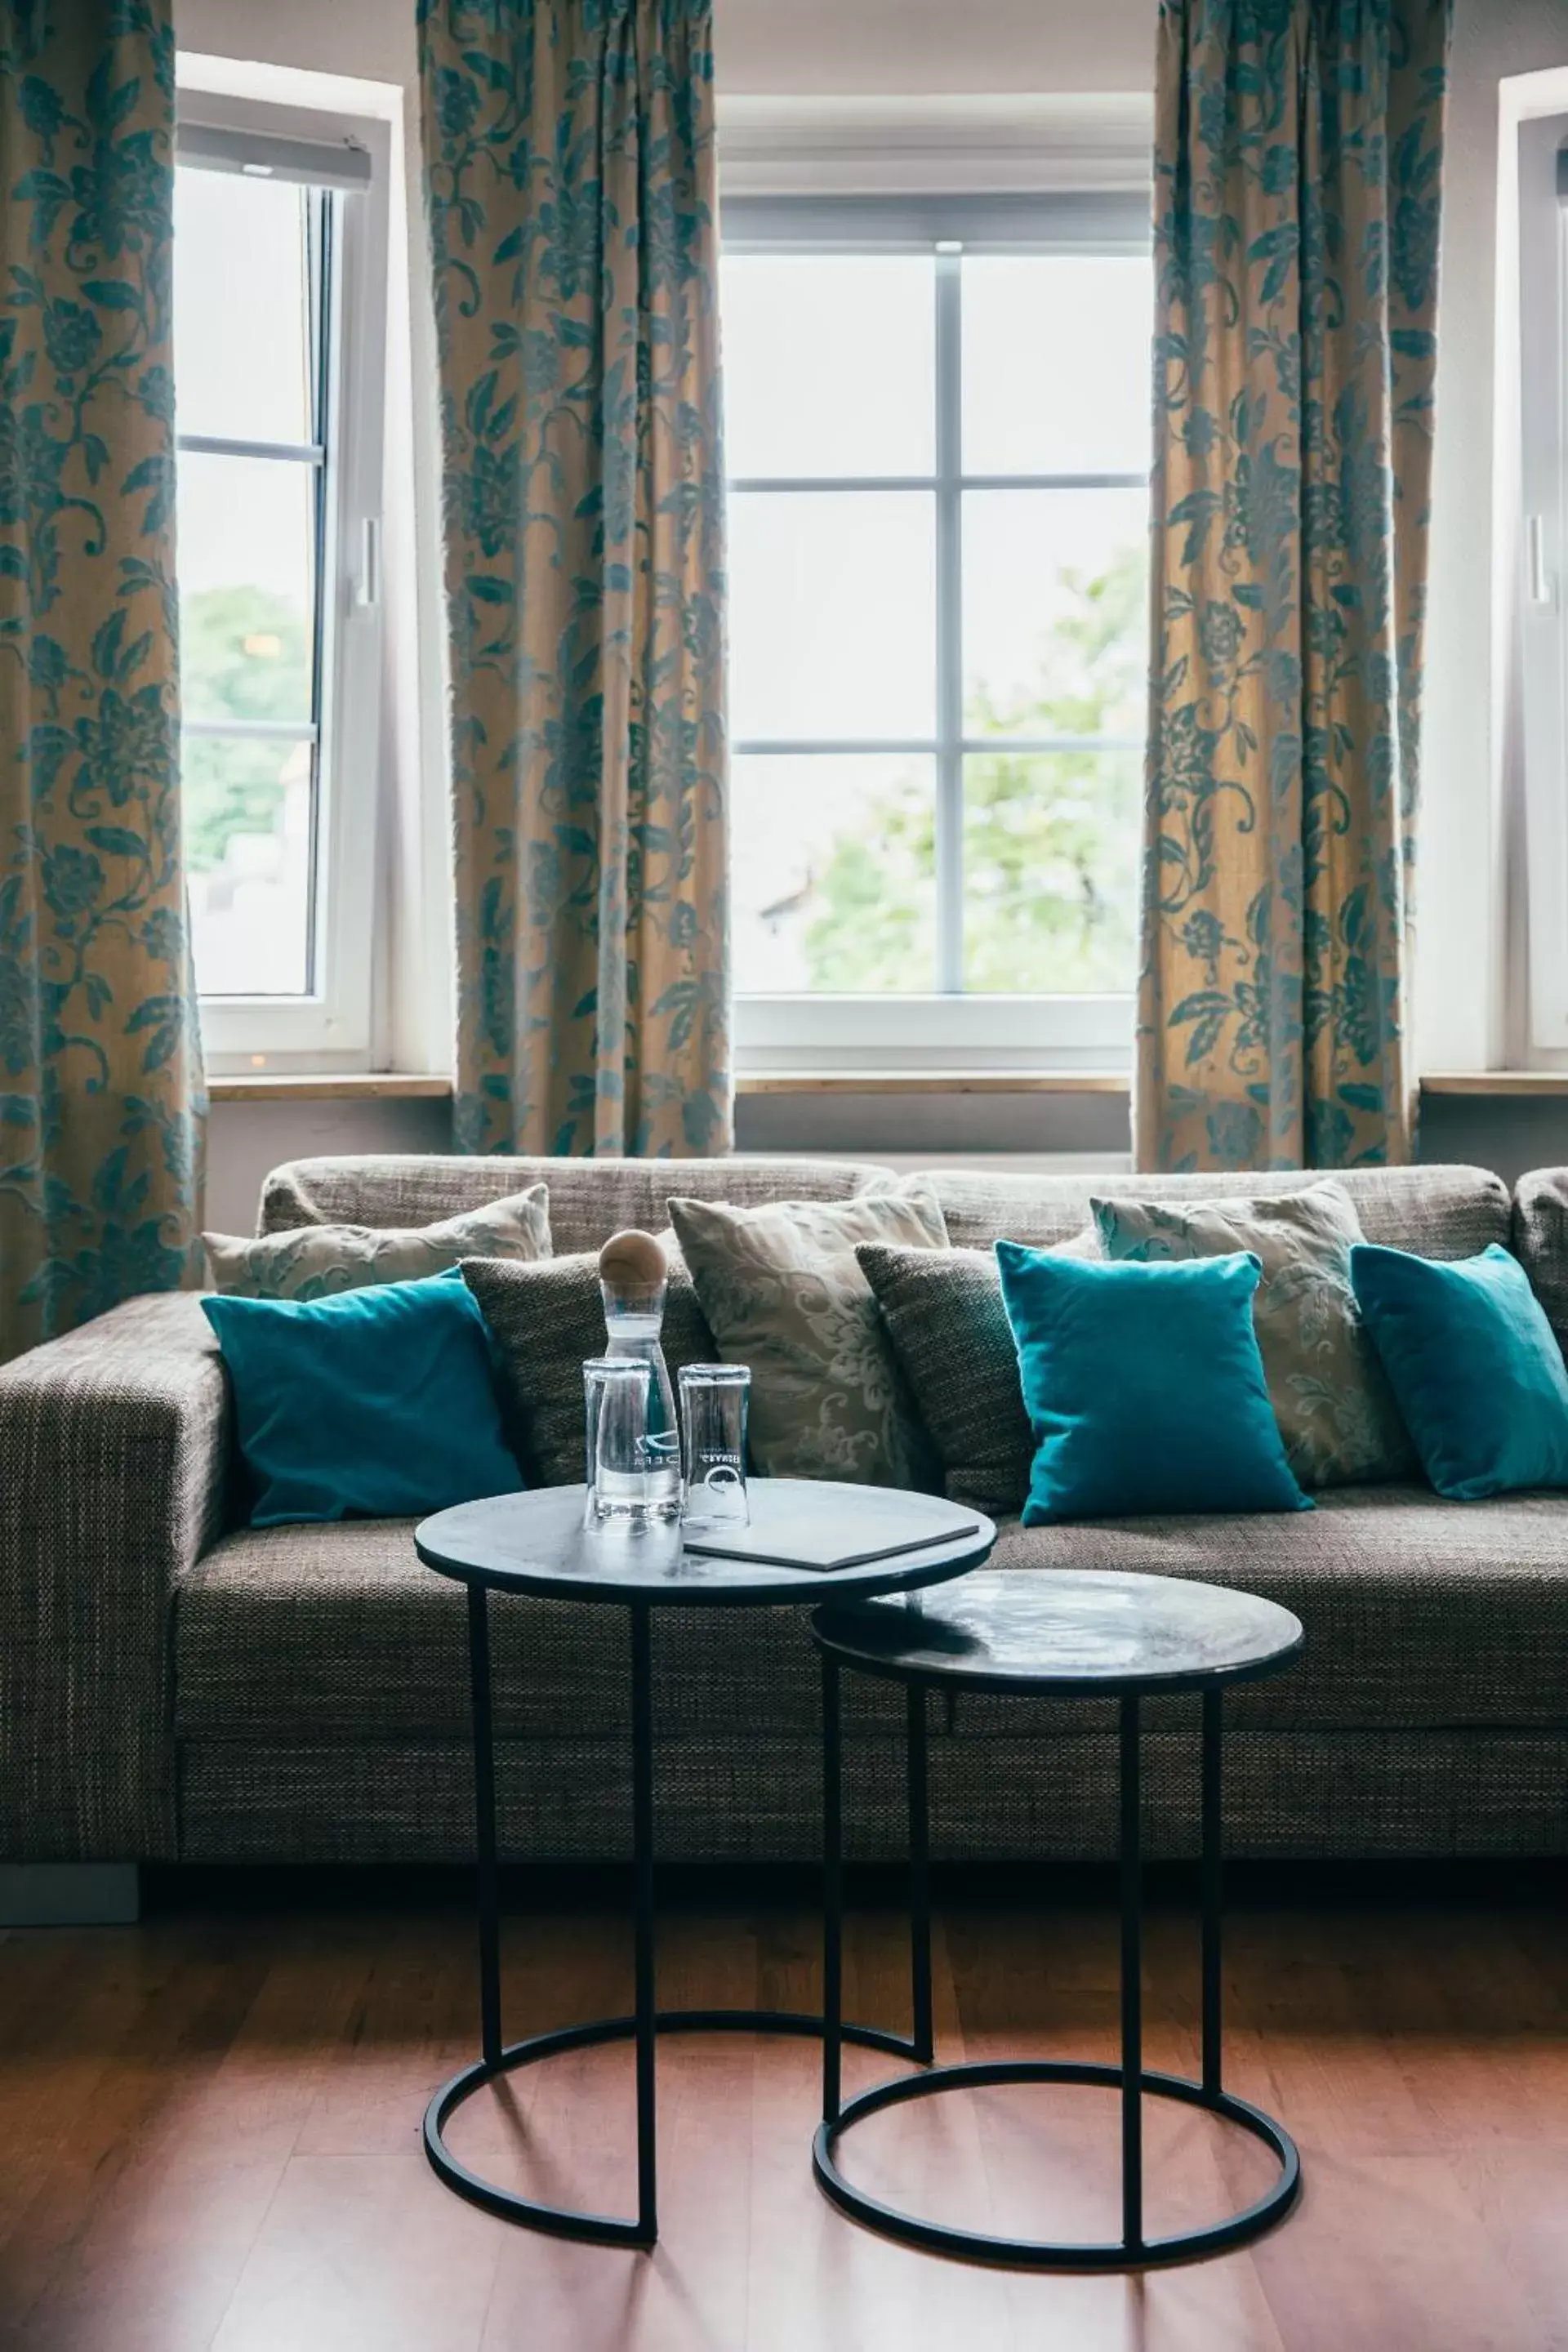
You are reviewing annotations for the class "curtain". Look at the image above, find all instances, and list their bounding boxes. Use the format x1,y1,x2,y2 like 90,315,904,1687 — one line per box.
1137,0,1452,1173
0,0,203,1363
419,0,730,1160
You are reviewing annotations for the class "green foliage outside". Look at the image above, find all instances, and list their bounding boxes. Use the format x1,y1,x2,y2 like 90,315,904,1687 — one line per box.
804,542,1147,993
180,587,310,872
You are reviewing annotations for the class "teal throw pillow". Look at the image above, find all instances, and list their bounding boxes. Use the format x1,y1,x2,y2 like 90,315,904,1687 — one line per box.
1348,1242,1568,1501
201,1270,524,1527
994,1241,1311,1525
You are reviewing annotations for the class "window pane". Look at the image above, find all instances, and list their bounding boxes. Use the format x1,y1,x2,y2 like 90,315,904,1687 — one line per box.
185,733,314,996
964,488,1147,739
174,169,314,445
963,255,1153,477
733,754,936,993
178,452,317,723
721,254,934,477
962,750,1140,994
729,491,935,740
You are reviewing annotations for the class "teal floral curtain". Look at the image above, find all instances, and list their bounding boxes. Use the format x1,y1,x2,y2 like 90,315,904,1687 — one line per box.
1137,0,1452,1172
0,0,203,1362
418,0,730,1159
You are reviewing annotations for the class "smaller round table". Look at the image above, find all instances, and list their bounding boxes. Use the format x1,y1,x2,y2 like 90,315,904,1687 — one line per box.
415,1479,995,2250
810,1568,1305,2270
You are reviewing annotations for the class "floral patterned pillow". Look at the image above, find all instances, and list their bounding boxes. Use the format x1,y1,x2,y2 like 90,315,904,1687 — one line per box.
667,1185,951,1489
203,1185,552,1302
1091,1183,1415,1488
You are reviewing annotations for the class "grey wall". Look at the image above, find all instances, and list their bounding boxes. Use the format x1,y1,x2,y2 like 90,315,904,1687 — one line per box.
207,1087,1568,1235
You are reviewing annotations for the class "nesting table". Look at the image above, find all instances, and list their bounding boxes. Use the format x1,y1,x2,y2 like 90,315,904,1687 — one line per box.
413,1479,996,2248
811,1567,1306,2268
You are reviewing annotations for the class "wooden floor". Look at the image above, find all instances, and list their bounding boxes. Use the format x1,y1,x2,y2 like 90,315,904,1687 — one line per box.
2,1869,1566,2351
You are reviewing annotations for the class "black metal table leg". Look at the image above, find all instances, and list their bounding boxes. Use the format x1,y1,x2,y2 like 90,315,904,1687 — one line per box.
468,1585,503,2072
822,1651,843,2125
908,1682,933,2065
1120,1693,1143,2257
630,1601,657,2240
1201,1686,1223,2097
425,1592,930,2246
811,1667,1303,2270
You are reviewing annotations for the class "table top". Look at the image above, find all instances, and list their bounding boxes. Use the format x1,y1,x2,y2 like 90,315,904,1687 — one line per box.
812,1568,1304,1695
415,1481,996,1607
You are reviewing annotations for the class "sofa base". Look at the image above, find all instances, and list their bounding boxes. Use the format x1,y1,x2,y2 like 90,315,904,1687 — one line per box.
175,1728,1568,1864
0,1863,140,1925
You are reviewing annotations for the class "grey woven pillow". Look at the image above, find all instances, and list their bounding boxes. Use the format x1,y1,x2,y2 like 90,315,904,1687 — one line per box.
857,1232,1098,1519
461,1250,716,1487
205,1184,551,1301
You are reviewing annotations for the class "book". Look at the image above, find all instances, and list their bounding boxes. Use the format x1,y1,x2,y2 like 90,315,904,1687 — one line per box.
682,1486,981,1574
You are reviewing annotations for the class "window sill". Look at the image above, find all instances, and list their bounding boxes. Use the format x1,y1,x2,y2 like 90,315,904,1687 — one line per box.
207,1073,453,1103
205,1070,1564,1107
1419,1073,1568,1097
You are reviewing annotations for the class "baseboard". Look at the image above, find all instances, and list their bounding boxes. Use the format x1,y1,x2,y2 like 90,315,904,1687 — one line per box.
0,1864,140,1926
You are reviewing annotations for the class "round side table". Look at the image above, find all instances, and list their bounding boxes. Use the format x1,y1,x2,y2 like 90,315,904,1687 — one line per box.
414,1479,995,2249
810,1568,1306,2270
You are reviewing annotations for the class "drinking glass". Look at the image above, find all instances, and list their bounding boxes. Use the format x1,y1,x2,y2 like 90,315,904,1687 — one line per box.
679,1364,751,1529
583,1357,678,1525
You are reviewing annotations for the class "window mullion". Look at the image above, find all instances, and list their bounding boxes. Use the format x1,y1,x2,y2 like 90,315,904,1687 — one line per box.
934,246,963,996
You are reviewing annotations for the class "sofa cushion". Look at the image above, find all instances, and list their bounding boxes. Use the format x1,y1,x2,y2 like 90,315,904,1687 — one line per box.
981,1490,1568,1733
669,1184,950,1488
260,1155,891,1253
172,1517,906,1744
925,1164,1512,1260
205,1183,551,1299
461,1249,717,1486
1092,1183,1415,1488
1511,1166,1568,1356
172,1488,1568,1745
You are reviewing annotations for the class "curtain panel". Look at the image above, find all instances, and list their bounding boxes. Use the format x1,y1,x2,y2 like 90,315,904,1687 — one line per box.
1137,0,1452,1173
0,0,203,1363
419,0,730,1160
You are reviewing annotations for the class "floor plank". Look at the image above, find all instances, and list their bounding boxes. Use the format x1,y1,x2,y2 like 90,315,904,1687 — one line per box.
2,1874,1566,2351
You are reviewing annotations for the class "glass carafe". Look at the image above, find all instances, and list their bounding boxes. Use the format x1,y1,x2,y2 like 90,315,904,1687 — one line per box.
597,1230,681,1518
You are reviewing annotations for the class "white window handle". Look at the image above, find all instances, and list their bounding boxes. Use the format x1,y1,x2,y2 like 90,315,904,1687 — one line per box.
1526,514,1552,607
355,515,381,611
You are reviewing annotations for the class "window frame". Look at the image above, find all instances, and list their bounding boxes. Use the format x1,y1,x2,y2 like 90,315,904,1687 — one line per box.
724,191,1151,1075
175,96,390,1073
1519,116,1568,1057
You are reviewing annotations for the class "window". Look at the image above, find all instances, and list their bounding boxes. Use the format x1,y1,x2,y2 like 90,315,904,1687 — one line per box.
722,194,1152,1071
174,109,388,1067
1519,117,1568,1055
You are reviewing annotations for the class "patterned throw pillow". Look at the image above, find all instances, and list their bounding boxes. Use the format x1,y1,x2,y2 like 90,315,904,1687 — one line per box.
668,1187,950,1489
204,1185,551,1302
1091,1183,1415,1488
461,1246,716,1486
857,1227,1100,1519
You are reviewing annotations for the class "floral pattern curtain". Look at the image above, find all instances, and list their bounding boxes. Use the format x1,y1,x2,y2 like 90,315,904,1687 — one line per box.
418,0,730,1159
1137,0,1452,1172
0,0,203,1363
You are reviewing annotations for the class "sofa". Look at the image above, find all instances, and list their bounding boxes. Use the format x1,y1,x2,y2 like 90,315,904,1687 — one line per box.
5,1151,1568,1897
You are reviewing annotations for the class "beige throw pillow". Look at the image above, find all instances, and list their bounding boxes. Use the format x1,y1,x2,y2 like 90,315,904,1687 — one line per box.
1091,1183,1415,1487
668,1185,951,1488
204,1185,552,1302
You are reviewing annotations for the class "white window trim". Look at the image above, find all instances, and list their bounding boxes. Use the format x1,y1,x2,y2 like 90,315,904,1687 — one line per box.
1519,112,1568,1056
725,188,1148,1076
175,83,390,1074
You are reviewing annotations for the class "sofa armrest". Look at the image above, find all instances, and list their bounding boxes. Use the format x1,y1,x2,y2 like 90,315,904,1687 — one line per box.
0,1292,228,1861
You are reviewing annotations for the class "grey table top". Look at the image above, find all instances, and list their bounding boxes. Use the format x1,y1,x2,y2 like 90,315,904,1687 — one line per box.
415,1480,997,1607
813,1568,1304,1695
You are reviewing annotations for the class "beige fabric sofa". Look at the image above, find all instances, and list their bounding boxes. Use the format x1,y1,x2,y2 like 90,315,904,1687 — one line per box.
4,1152,1568,1900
